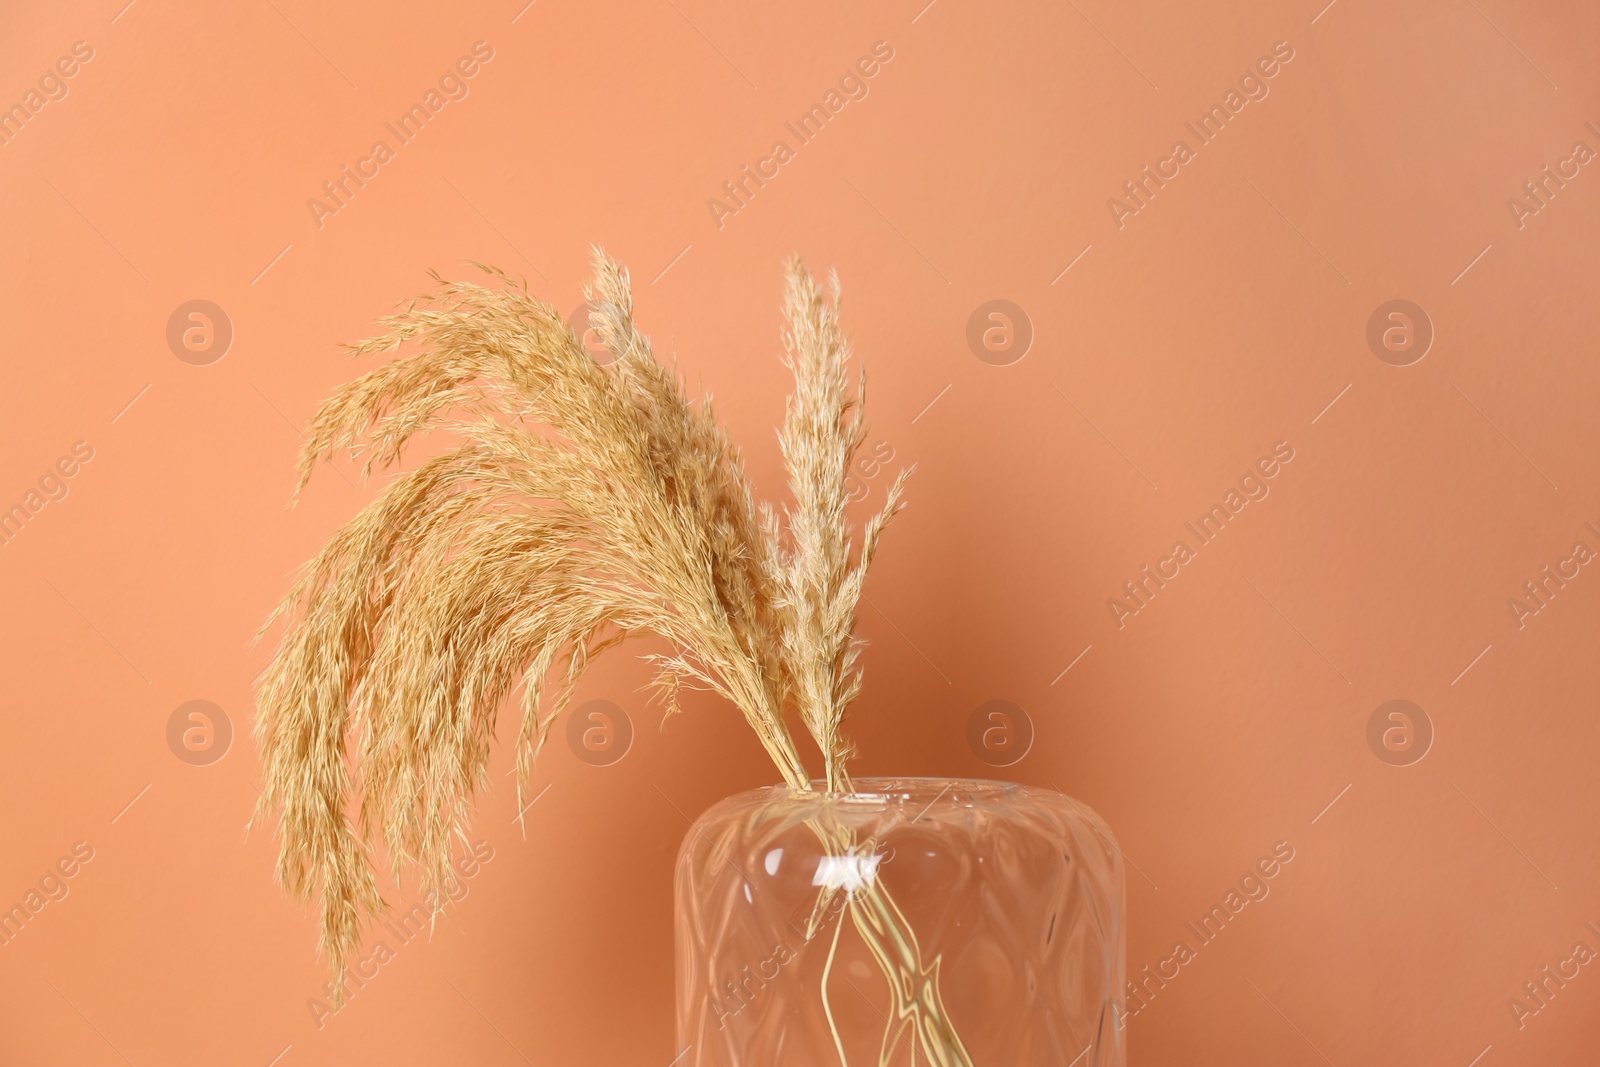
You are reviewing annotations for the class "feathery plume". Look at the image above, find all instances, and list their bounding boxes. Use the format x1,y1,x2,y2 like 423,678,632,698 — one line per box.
774,258,909,790
253,251,904,998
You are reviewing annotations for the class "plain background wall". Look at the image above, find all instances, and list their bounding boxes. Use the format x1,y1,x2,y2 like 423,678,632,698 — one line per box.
1,0,1596,1063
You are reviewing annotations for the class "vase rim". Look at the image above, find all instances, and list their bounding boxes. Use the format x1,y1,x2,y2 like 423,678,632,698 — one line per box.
806,774,1014,788
771,775,1036,801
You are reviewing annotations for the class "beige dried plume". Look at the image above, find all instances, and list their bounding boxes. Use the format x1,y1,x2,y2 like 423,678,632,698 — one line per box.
253,251,907,991
776,260,908,791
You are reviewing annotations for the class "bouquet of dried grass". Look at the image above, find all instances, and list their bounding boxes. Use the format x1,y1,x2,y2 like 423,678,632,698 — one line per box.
254,253,972,1062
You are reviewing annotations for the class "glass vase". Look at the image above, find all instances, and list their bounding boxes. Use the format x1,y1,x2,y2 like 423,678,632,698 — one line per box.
675,778,1125,1066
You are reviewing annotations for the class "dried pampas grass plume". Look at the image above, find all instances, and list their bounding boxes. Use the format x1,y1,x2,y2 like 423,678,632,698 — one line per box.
253,251,908,993
776,259,908,791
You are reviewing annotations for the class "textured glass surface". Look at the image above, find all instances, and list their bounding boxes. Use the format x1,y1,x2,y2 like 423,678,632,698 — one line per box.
675,778,1125,1066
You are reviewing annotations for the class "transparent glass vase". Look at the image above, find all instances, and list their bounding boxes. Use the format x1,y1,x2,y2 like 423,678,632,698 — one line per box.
675,778,1125,1066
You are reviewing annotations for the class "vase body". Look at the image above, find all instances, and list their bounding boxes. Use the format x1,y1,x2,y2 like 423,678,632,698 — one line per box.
674,778,1125,1066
